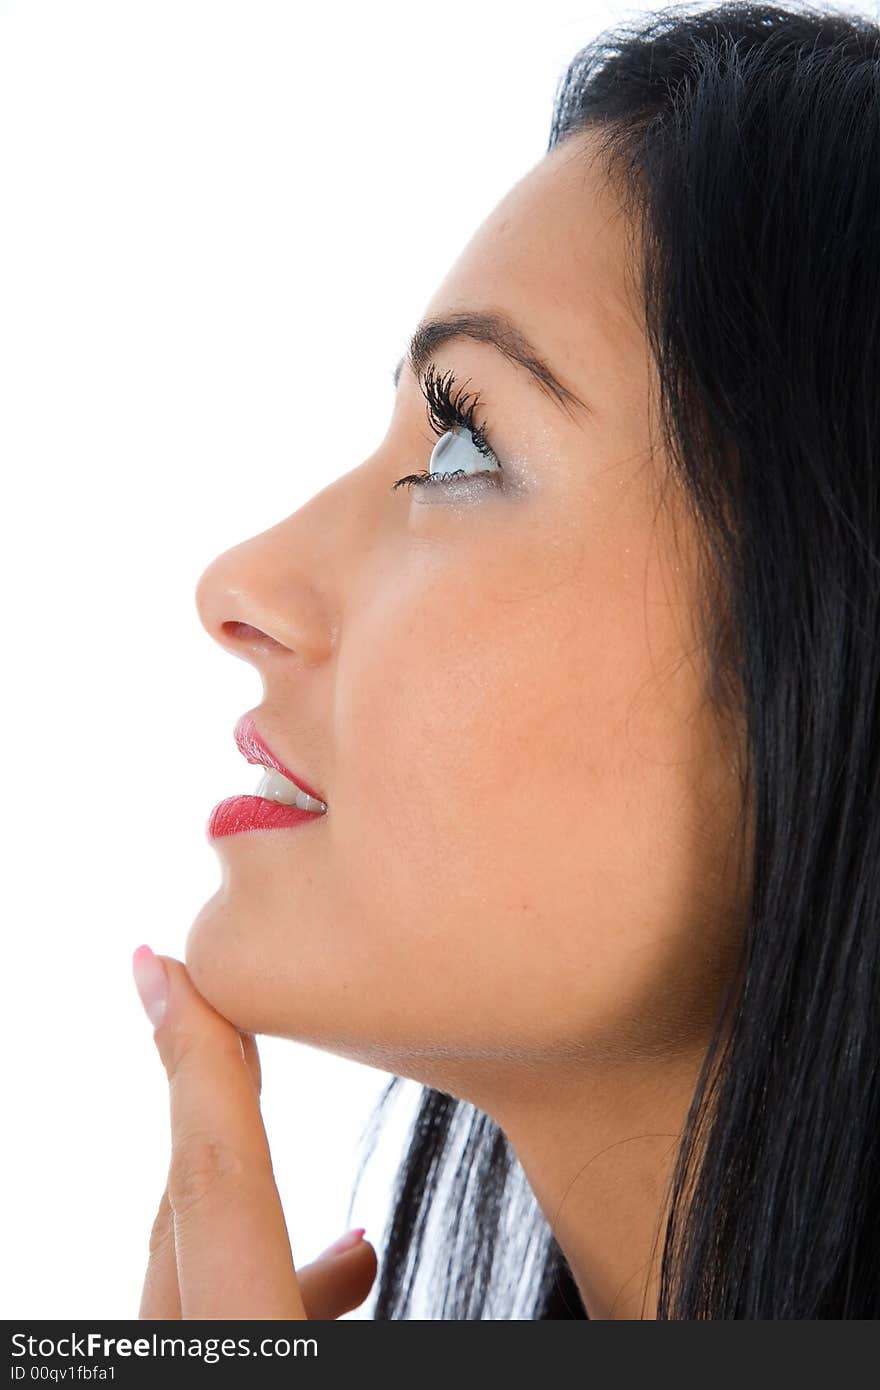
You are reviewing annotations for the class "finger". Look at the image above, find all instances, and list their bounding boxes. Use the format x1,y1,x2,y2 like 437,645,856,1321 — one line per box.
137,1034,261,1318
138,1185,182,1320
296,1239,378,1320
134,950,307,1320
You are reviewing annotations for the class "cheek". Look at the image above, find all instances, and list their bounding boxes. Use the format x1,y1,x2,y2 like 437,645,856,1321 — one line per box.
335,539,576,873
336,550,621,889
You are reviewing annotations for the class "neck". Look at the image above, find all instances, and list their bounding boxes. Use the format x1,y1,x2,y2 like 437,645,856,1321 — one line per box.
485,1047,703,1319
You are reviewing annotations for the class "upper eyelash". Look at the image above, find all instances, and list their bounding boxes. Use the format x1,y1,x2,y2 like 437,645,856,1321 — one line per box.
390,362,502,491
422,362,495,456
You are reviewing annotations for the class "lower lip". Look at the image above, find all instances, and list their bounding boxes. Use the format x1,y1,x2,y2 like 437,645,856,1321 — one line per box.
207,795,325,840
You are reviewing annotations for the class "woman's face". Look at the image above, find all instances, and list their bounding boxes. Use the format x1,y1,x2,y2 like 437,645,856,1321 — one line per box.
190,129,748,1103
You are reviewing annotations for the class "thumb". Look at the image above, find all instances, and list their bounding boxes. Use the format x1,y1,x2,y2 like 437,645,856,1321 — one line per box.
295,1231,378,1320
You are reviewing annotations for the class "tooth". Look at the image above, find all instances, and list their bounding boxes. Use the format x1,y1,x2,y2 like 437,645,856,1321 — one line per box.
255,767,326,813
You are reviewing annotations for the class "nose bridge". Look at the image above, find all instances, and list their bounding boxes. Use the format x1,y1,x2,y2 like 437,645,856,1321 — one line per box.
194,461,377,662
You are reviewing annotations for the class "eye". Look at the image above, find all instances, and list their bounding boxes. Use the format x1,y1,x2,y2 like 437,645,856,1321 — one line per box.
391,363,504,493
394,425,503,492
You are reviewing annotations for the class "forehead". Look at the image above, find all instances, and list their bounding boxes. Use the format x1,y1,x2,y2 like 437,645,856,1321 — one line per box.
418,130,646,392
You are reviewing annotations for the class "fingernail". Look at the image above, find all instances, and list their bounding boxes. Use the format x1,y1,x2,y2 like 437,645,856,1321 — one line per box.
132,945,168,1028
319,1227,366,1259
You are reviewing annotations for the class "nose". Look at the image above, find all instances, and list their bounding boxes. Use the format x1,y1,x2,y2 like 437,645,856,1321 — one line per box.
194,513,335,671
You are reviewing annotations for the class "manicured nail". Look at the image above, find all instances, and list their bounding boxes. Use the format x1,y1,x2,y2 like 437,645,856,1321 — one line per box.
319,1227,366,1259
132,945,168,1028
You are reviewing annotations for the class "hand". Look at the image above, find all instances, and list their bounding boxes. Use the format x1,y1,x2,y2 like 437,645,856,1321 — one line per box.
132,948,377,1320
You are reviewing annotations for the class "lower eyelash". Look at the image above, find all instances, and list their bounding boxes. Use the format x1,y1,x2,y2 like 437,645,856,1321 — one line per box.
391,468,502,491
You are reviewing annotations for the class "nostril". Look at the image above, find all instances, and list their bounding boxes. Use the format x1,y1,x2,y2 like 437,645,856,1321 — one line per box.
222,621,263,642
220,620,285,655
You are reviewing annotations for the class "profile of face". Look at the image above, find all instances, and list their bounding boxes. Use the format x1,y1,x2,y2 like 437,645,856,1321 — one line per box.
190,128,749,1110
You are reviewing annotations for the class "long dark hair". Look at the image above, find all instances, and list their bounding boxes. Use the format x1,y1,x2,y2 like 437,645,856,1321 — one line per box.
348,1,880,1318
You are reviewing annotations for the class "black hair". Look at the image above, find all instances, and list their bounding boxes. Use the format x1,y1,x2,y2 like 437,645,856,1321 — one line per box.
349,1,880,1318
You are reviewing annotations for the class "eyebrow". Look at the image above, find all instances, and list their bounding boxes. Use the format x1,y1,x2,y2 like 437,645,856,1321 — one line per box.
391,309,592,421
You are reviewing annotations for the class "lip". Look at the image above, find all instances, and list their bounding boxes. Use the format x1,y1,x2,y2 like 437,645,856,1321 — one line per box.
233,712,327,806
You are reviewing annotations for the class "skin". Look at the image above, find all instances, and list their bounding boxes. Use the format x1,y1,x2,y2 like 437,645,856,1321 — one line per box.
150,127,751,1319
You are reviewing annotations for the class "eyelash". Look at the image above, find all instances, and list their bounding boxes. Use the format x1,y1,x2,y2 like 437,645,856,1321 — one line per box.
391,362,503,491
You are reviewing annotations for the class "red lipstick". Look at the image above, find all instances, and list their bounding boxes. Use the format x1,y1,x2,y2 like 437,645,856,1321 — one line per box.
207,713,327,841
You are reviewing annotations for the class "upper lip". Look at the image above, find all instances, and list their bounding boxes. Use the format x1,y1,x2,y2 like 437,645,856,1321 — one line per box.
234,712,327,806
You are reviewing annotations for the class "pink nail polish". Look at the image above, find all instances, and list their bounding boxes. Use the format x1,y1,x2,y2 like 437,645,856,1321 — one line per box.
320,1227,367,1259
132,944,168,1028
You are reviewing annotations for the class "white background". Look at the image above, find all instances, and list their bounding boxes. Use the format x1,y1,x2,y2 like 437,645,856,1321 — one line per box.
1,0,875,1320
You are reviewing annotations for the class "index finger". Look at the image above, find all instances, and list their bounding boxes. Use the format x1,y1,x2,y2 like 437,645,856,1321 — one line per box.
136,951,306,1320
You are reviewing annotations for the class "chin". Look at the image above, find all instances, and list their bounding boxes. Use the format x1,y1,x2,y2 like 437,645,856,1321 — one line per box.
183,888,264,1032
182,889,341,1044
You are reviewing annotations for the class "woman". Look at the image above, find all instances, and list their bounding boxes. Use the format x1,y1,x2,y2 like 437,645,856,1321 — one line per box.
132,1,880,1318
